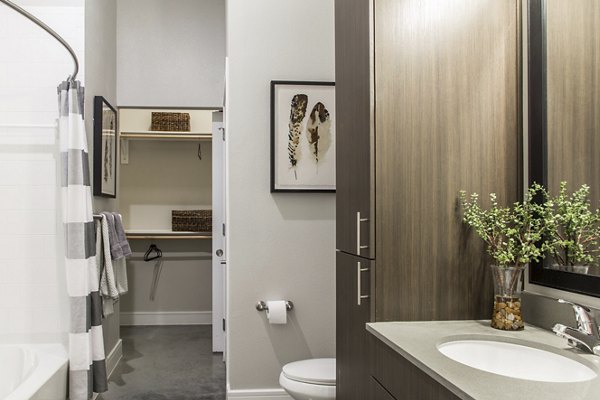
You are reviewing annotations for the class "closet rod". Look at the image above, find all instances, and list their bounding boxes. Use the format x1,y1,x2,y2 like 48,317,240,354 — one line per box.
0,0,79,81
127,235,213,240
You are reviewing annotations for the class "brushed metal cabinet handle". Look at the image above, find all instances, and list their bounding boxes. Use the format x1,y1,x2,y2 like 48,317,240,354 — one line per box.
357,261,370,306
356,212,369,255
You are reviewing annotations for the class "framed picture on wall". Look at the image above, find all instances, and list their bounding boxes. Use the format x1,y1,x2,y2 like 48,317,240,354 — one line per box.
93,96,117,198
270,81,336,192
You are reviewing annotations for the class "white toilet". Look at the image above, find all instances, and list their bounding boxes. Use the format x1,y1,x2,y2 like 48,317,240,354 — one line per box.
279,358,336,400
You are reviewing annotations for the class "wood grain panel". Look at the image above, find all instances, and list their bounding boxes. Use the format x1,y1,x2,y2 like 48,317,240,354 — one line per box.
370,377,397,400
374,0,522,321
546,0,600,203
335,0,375,258
370,335,461,400
336,252,373,400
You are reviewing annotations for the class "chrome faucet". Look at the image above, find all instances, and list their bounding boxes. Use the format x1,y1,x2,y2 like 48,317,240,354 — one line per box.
552,299,600,356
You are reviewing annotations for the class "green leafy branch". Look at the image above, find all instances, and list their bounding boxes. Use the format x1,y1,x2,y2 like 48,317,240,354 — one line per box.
459,183,551,269
546,182,600,266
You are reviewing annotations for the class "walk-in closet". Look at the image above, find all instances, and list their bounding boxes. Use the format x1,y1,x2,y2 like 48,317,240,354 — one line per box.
99,108,226,399
118,108,215,322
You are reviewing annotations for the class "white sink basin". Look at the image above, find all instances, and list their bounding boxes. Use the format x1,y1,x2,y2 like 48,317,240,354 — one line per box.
438,339,597,383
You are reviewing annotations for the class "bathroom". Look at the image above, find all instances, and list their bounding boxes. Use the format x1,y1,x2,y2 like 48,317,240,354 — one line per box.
0,0,599,400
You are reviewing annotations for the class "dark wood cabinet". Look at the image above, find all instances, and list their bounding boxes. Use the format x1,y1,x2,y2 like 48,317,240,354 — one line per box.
369,334,461,400
335,0,521,398
373,0,521,323
335,1,376,394
336,252,372,400
370,377,397,400
335,0,374,260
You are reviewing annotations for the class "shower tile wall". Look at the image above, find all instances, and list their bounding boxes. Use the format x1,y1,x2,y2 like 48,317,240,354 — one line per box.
0,2,84,342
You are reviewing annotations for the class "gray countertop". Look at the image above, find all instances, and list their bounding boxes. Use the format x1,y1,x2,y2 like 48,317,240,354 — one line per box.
367,321,600,400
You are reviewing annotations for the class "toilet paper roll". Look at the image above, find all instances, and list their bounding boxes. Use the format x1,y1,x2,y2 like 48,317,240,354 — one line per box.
266,300,287,324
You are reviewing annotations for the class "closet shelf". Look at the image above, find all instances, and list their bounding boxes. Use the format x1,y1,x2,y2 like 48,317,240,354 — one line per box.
126,229,212,240
120,131,212,141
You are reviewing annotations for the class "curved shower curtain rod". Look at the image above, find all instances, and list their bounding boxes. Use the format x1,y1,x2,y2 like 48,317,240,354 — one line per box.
0,0,79,81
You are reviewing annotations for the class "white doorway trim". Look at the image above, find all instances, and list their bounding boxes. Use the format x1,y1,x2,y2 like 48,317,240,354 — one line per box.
212,111,226,353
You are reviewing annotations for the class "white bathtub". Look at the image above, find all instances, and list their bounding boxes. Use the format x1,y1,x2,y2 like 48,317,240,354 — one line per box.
0,344,67,400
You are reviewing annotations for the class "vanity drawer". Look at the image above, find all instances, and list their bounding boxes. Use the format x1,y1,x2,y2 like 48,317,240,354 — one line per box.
370,376,397,400
370,333,460,400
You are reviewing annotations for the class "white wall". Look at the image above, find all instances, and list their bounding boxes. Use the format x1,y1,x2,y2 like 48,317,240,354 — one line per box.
0,0,84,343
226,0,336,393
116,0,226,107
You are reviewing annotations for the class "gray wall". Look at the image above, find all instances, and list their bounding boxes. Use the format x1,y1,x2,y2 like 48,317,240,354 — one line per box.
118,138,213,317
85,0,120,354
226,0,336,391
120,241,212,316
116,0,225,107
86,0,118,213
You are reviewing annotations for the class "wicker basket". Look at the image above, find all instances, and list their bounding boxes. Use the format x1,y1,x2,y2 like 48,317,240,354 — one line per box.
172,210,212,232
151,112,191,132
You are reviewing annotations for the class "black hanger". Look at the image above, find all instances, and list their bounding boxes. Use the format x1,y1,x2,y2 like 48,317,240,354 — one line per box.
144,244,162,261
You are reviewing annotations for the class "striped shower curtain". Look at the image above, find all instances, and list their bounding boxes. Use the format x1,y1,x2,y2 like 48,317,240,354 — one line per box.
58,80,108,399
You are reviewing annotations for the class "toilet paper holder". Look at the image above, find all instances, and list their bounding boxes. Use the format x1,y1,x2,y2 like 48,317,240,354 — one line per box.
256,300,294,312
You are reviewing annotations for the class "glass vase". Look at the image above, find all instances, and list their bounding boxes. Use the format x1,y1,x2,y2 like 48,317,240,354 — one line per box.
548,263,590,275
490,265,524,331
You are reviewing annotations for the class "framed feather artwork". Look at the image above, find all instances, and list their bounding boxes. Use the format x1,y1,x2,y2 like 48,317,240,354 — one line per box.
93,96,117,198
270,81,336,192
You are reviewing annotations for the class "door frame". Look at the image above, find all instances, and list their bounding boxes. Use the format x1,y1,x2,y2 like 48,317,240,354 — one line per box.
212,111,226,353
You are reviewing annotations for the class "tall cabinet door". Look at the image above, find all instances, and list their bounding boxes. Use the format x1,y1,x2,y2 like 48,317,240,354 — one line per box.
335,0,375,258
374,0,521,321
336,252,373,400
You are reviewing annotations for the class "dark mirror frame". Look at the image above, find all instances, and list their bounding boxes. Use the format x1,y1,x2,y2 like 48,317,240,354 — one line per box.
528,0,600,298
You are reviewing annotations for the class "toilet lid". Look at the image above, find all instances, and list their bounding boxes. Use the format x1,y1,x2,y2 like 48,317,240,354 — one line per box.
282,358,336,386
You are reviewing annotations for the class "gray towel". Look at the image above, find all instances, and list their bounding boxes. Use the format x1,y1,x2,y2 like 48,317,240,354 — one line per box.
95,217,117,316
113,257,128,295
112,212,132,257
101,212,123,260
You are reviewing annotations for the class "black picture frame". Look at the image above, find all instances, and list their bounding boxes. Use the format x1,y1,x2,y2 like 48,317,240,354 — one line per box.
93,96,117,198
527,0,600,298
270,80,336,193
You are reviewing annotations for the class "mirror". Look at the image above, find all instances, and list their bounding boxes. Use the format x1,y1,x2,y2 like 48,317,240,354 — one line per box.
528,0,600,297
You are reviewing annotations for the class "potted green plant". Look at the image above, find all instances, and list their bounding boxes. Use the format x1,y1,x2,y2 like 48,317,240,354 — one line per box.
545,182,600,274
459,183,551,330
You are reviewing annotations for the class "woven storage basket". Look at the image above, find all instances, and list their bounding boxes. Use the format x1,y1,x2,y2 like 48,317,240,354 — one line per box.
172,210,212,232
151,112,191,132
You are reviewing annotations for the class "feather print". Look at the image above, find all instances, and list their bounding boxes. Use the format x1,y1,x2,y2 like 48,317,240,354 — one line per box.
306,102,331,164
288,94,308,177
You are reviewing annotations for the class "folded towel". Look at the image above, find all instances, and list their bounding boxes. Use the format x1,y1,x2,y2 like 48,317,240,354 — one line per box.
95,216,117,316
97,217,118,298
101,212,123,260
94,214,130,317
112,212,132,258
113,257,128,296
103,298,114,316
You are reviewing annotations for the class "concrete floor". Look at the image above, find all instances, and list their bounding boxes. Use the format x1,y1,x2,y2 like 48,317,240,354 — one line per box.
98,326,226,400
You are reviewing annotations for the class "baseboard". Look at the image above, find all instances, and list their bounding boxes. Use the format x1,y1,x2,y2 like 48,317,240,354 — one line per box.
120,311,212,326
227,387,292,400
105,338,123,379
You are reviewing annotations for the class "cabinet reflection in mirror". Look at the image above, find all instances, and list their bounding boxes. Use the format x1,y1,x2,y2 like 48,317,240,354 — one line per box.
529,0,600,296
